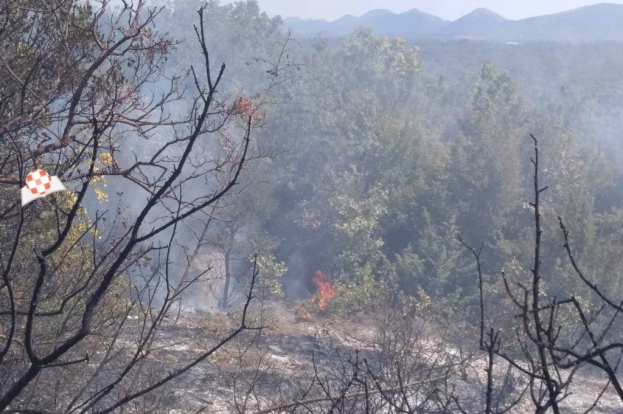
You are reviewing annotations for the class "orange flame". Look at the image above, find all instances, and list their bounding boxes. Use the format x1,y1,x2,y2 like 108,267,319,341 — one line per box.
312,271,335,311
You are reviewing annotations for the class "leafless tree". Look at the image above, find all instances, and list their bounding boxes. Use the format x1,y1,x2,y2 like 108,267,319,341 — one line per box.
0,1,270,412
459,135,621,413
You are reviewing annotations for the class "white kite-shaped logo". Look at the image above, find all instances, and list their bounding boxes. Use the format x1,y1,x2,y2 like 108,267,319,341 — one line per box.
21,169,67,207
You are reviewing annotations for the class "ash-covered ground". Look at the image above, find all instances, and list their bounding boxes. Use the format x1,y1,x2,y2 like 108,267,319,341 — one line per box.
106,301,622,414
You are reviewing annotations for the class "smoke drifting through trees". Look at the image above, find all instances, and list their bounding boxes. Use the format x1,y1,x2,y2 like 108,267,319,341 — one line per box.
0,0,268,410
2,0,623,412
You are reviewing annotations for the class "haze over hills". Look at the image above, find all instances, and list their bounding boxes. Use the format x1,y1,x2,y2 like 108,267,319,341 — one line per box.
283,3,623,41
283,8,446,37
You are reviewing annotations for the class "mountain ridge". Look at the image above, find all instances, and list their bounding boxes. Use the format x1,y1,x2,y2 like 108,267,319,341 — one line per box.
283,3,623,41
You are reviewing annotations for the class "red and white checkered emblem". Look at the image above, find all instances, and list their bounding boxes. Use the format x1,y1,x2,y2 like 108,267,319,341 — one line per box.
26,169,52,195
20,168,67,206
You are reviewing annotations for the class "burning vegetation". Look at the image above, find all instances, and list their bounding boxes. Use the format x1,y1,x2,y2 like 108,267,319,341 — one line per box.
311,271,335,311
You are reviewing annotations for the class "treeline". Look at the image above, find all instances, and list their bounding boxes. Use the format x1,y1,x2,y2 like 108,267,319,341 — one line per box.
3,1,623,411
153,0,623,317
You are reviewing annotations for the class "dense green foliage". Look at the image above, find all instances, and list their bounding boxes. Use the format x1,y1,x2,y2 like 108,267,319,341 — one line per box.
3,1,623,410
157,1,623,317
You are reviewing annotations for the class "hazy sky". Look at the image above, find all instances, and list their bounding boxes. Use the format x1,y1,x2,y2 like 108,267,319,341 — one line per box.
236,0,623,21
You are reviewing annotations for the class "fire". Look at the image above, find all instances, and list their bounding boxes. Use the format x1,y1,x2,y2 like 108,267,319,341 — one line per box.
312,271,335,311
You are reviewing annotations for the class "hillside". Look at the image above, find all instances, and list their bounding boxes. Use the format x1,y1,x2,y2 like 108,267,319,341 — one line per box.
117,306,623,413
6,0,623,412
509,3,623,41
283,3,623,41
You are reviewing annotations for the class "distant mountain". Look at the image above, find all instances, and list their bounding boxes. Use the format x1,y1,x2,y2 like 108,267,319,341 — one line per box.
283,3,623,42
359,9,394,19
441,8,508,39
452,8,507,27
283,9,448,37
508,3,623,41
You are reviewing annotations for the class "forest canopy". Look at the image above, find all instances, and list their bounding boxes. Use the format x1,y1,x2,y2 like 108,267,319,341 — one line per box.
82,0,623,316
157,1,623,310
2,0,623,412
